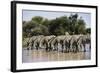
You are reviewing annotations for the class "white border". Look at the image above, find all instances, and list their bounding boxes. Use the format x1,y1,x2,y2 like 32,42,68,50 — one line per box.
16,4,96,70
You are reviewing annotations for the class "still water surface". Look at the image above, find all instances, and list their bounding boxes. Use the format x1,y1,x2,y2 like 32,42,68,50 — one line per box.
22,48,91,63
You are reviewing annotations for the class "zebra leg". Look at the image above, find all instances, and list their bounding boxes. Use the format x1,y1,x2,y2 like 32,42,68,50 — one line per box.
27,46,29,50
83,44,86,52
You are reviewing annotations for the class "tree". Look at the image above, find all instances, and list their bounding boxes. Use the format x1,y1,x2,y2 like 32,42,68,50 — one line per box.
23,21,38,37
23,14,88,37
77,18,86,34
69,14,78,34
48,16,70,35
48,18,64,35
31,16,44,24
86,28,91,34
42,18,50,27
57,16,70,31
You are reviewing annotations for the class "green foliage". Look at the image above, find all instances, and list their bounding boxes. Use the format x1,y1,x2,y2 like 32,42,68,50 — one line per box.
31,16,43,24
42,19,50,27
74,18,86,34
23,14,90,38
86,28,91,34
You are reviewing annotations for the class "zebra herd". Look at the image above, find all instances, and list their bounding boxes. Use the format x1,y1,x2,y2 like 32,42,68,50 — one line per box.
24,34,91,53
